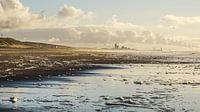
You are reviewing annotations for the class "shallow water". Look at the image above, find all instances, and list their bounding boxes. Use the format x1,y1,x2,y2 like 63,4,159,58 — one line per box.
0,64,200,112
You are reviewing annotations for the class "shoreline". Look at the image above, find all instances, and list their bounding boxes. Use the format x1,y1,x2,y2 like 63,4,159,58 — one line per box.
1,48,200,82
0,64,122,82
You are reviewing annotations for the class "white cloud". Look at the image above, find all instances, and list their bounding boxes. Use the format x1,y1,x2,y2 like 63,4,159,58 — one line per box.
48,37,60,43
0,0,24,11
3,26,185,48
0,0,42,29
162,15,200,25
58,5,83,18
106,15,145,31
57,5,95,22
0,0,95,30
0,1,189,49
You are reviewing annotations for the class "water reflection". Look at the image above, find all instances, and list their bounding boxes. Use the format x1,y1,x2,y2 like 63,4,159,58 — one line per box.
0,64,200,112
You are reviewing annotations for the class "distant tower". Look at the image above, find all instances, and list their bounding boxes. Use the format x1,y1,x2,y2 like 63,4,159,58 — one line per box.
114,43,119,49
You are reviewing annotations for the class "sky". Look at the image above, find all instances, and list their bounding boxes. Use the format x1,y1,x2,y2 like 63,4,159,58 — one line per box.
0,0,200,49
20,0,200,25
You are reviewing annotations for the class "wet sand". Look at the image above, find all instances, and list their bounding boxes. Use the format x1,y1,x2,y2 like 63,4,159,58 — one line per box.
0,64,200,112
0,48,200,81
1,48,200,111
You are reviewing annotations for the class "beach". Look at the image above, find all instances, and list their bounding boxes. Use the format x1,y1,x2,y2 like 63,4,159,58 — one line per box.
1,49,200,112
0,48,200,81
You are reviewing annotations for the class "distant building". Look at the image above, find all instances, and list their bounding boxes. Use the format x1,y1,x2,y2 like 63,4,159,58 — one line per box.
121,46,127,49
114,43,119,49
113,43,130,50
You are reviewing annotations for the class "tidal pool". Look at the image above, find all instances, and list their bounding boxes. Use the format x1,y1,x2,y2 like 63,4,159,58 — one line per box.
0,64,200,112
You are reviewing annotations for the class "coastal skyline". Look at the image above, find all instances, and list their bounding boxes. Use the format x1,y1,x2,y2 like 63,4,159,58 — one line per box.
1,0,200,48
1,1,200,111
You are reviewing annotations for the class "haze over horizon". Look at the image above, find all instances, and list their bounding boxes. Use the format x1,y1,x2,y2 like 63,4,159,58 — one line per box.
0,0,200,49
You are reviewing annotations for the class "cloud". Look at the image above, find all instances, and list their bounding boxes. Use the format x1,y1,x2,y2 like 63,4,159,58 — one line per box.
0,0,24,11
0,0,42,29
58,5,83,18
48,37,60,43
3,26,185,48
106,15,145,31
162,15,200,25
57,5,95,22
0,0,94,30
0,1,188,48
1,9,185,48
